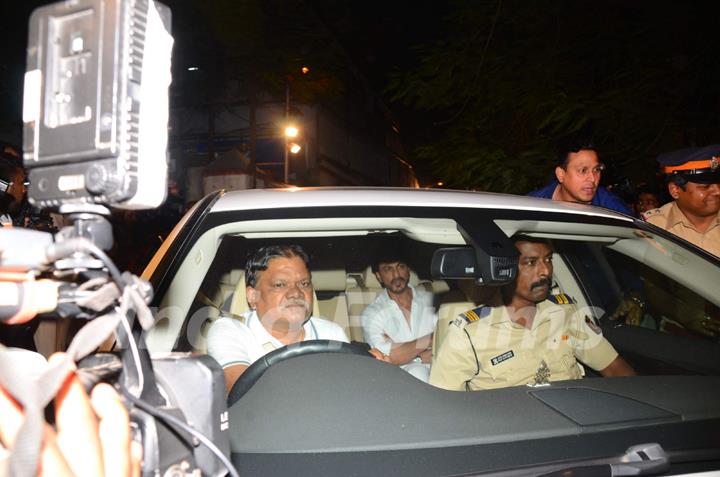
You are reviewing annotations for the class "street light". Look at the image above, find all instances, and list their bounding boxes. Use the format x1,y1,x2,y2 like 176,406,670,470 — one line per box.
285,125,299,138
283,122,300,183
283,76,293,183
283,64,309,183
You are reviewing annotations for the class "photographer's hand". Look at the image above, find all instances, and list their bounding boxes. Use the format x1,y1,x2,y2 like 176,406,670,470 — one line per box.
0,353,142,477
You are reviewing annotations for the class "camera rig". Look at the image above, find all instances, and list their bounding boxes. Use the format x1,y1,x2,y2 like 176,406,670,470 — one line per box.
0,0,233,476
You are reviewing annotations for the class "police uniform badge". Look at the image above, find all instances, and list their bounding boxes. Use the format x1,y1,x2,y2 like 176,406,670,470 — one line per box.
452,306,490,328
490,350,514,366
532,360,551,386
547,293,576,305
657,145,720,184
642,208,662,220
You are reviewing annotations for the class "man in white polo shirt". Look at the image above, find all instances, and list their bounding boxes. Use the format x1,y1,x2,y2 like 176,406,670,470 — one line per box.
208,244,385,394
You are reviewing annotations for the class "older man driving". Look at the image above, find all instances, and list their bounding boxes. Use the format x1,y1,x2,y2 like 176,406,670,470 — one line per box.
208,244,387,393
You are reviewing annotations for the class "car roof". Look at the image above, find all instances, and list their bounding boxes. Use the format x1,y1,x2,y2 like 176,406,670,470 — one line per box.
208,187,634,222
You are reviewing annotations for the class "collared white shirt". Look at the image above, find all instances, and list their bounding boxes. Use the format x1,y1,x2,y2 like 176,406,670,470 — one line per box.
207,310,349,369
361,285,438,357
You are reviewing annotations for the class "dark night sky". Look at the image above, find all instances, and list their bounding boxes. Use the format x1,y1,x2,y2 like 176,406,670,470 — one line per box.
0,1,48,139
0,0,446,145
1,1,718,188
310,0,450,151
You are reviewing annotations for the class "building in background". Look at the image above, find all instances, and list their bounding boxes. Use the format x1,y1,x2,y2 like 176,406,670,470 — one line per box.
170,73,417,203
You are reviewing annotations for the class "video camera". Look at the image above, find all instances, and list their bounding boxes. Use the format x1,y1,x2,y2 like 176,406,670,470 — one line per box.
0,0,232,476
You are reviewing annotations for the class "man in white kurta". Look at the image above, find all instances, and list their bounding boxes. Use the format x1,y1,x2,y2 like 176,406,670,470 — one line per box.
361,259,438,381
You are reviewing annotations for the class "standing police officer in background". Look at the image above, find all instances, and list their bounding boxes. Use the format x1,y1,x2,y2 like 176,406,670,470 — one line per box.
644,145,720,257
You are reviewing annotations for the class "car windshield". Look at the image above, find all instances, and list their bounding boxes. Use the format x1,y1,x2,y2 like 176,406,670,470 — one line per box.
145,207,720,366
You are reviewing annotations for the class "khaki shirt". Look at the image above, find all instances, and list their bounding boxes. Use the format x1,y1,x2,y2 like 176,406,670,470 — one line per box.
644,202,720,257
429,298,618,391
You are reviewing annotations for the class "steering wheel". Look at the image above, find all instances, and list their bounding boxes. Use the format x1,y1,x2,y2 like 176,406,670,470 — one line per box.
227,339,373,406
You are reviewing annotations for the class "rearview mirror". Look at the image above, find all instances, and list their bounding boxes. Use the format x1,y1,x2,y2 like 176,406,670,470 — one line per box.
431,246,517,285
431,247,478,279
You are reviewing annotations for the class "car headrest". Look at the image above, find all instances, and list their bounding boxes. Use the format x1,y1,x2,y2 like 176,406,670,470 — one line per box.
311,269,347,292
227,269,243,286
230,271,321,317
345,275,359,289
361,266,382,289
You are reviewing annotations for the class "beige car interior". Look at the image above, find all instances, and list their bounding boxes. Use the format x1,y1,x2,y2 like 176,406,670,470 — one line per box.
199,264,448,351
182,254,565,358
29,216,720,363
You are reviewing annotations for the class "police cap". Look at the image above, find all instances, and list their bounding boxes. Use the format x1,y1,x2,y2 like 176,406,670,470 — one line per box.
657,145,720,184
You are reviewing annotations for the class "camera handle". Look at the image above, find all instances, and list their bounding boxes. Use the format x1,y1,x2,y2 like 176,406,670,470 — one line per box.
54,204,165,405
56,203,113,254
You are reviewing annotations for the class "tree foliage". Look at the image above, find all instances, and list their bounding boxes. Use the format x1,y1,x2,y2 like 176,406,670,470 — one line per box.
178,0,349,104
387,0,719,192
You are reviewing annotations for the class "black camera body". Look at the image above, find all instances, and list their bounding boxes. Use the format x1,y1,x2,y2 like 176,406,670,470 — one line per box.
135,354,230,476
74,350,229,476
149,353,230,475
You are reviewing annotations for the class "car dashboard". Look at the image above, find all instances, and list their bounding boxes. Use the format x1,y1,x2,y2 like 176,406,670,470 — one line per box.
228,353,720,477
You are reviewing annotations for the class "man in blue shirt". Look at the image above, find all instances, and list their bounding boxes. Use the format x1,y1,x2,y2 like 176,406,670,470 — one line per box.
528,141,632,215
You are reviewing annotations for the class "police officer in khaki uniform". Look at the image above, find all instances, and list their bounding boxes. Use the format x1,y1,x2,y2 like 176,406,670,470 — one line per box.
644,145,720,257
429,236,635,391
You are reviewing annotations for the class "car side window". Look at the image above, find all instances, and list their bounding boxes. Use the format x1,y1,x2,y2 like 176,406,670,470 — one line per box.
555,241,624,317
602,247,720,342
561,240,719,343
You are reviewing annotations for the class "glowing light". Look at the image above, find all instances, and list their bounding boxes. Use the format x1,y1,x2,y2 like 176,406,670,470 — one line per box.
289,143,302,154
285,126,299,138
71,36,84,53
187,66,199,71
301,66,310,75
436,181,444,187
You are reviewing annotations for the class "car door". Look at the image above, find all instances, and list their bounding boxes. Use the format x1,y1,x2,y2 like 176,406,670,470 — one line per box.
556,237,720,376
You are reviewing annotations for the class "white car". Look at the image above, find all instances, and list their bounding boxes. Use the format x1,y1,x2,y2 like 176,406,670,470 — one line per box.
142,187,720,477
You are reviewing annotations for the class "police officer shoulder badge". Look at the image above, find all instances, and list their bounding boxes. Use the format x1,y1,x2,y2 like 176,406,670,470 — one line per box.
452,306,490,328
547,293,576,305
642,207,662,220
